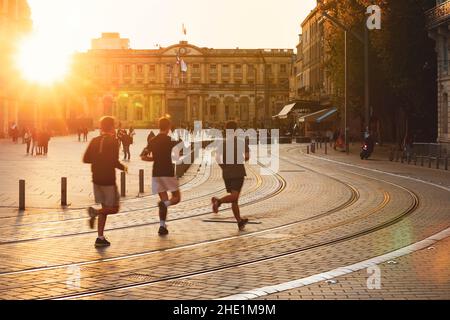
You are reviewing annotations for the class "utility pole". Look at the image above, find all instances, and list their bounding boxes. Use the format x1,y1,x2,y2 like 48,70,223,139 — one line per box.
321,9,373,136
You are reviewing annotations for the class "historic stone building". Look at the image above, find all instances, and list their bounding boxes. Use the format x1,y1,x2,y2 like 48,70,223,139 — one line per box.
70,35,293,129
428,0,450,145
290,5,334,107
0,0,32,137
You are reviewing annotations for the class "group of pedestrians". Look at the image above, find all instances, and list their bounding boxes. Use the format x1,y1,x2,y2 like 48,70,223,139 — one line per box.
77,127,89,142
83,117,249,248
24,128,51,156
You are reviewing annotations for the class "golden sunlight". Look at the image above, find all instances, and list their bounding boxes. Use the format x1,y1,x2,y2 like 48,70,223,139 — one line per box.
15,32,72,85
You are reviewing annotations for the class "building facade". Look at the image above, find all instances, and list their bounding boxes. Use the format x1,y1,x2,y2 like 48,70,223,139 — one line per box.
290,4,334,107
428,0,450,144
70,36,293,129
0,0,32,137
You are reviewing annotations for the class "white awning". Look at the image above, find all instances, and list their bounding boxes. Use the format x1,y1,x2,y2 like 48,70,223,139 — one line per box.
298,108,337,123
273,103,296,119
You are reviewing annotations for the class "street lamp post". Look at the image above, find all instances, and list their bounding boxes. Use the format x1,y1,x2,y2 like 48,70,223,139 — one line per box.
321,8,373,140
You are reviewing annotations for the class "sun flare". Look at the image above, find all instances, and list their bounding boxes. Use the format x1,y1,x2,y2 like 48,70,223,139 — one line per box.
15,33,72,85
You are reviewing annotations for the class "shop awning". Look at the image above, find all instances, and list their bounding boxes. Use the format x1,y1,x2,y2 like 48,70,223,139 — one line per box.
298,107,338,123
273,103,296,119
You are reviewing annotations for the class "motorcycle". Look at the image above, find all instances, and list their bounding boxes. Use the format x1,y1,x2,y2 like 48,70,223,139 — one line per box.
360,143,372,160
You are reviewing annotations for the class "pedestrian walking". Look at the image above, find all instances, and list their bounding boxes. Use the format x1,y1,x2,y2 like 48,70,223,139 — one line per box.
77,127,82,142
128,127,136,144
141,117,181,236
24,129,32,154
31,128,38,155
117,124,126,148
83,127,89,142
211,120,249,231
84,116,127,248
122,132,132,161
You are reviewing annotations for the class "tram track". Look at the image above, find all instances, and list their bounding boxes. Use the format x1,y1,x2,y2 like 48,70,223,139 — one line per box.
0,145,423,302
48,174,418,301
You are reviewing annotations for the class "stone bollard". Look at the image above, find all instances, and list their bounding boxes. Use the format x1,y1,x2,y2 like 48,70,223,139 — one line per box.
121,172,126,197
139,170,144,194
19,180,25,211
61,177,67,207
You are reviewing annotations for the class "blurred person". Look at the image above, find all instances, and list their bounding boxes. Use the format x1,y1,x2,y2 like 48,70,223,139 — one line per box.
211,120,249,231
84,116,127,248
141,117,181,236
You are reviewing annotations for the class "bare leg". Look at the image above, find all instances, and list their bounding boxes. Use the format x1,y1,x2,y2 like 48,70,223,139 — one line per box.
97,205,119,237
231,201,242,223
158,192,169,222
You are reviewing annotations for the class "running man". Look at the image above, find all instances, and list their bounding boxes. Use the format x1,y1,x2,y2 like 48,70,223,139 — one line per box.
141,117,181,236
83,116,127,247
212,120,249,231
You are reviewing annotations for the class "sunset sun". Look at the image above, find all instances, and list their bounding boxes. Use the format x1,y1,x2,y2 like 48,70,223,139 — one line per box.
16,33,72,85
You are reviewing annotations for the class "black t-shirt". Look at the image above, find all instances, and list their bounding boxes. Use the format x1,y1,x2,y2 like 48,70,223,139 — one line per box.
218,136,250,180
146,134,179,177
83,134,125,186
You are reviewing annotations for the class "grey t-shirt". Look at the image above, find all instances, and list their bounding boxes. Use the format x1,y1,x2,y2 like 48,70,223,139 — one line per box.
218,137,250,180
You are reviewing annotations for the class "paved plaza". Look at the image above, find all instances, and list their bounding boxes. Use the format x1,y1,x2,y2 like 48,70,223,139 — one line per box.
0,132,449,300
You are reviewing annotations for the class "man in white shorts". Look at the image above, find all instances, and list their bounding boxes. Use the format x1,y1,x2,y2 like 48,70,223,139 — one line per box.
141,117,181,236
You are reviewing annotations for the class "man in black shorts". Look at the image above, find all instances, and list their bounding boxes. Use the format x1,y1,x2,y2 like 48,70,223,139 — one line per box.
211,120,249,231
83,116,127,247
141,117,181,236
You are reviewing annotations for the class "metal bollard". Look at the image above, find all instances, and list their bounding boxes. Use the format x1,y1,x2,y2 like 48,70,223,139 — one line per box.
325,142,328,155
121,172,126,197
428,157,432,169
401,155,404,164
436,158,440,170
19,180,25,211
421,156,424,167
395,151,399,162
307,145,310,154
61,177,67,207
139,170,144,194
414,156,417,166
446,157,448,171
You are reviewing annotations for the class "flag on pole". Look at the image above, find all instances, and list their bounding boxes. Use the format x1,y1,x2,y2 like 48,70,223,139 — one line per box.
182,23,187,36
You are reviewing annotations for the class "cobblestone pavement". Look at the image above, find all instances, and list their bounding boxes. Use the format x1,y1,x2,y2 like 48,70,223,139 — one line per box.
0,137,449,300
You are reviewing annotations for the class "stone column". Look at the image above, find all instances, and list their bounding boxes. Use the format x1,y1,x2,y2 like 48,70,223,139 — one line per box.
199,95,204,121
186,95,191,122
144,64,149,84
161,95,166,116
119,64,124,84
218,64,222,84
3,100,8,135
218,96,225,122
243,64,248,84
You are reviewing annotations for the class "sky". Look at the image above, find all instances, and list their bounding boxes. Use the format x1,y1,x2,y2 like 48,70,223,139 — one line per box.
27,0,317,52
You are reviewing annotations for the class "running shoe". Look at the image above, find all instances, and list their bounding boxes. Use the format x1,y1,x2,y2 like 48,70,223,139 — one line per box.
238,218,249,231
87,207,98,229
95,238,111,248
211,197,220,214
158,226,169,236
